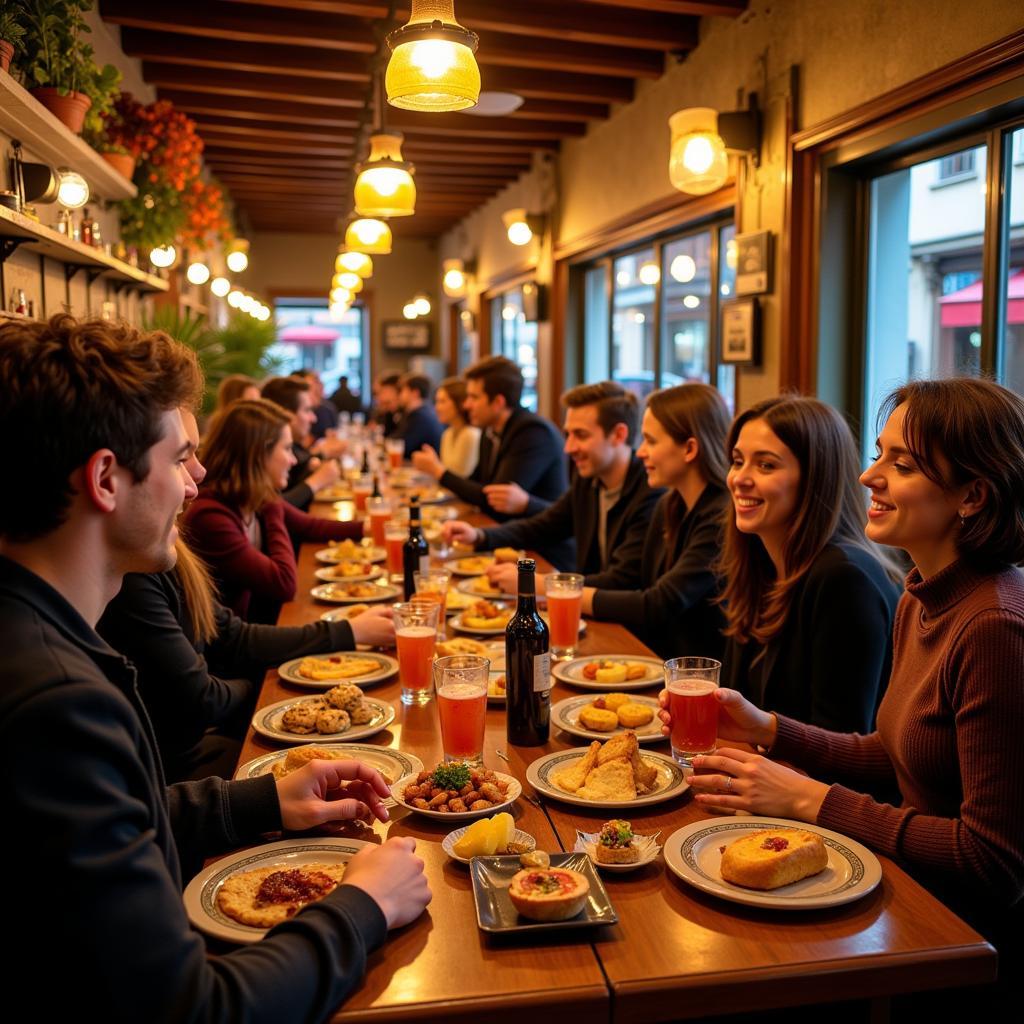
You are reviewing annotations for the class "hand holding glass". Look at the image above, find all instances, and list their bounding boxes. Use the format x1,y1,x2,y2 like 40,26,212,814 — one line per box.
664,656,721,765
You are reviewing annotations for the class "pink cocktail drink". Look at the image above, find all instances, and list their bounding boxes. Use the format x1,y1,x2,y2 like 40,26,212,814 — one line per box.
547,591,582,649
437,681,487,763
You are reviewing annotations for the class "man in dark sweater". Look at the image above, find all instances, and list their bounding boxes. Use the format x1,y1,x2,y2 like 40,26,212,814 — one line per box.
395,372,444,457
0,314,430,1022
444,381,662,591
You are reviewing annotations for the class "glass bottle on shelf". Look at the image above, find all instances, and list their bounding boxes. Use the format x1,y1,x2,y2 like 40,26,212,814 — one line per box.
79,209,94,247
505,559,551,746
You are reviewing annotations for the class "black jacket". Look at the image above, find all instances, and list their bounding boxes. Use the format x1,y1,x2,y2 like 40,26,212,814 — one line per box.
98,569,356,781
721,541,901,733
396,403,444,457
591,485,729,660
0,556,386,1023
479,454,661,586
282,440,316,510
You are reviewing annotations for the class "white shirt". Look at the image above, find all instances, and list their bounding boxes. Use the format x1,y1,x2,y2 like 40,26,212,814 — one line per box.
440,425,481,477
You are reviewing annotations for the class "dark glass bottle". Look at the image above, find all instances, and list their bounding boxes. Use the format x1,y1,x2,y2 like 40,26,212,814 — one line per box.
360,447,371,476
402,495,430,600
371,472,382,500
505,559,551,746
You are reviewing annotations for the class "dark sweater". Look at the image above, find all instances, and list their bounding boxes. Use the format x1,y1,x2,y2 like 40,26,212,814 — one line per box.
282,441,316,510
479,455,661,585
0,556,387,1023
396,403,444,457
98,569,357,781
772,559,1024,967
722,541,900,733
590,485,728,660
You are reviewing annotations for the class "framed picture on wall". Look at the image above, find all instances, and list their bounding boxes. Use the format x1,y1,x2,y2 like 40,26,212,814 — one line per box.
720,297,761,366
383,321,431,351
733,229,773,295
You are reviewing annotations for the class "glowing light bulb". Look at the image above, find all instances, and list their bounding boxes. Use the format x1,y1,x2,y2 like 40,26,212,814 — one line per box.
186,261,210,286
403,303,418,319
638,262,660,286
211,277,230,297
670,254,697,283
226,250,249,273
410,39,457,79
683,136,715,175
683,294,700,309
414,295,431,316
149,245,177,268
227,290,244,308
56,170,89,209
507,220,532,246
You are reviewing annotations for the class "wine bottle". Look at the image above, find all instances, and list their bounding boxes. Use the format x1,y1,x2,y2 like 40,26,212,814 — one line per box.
360,447,371,476
505,559,551,746
371,472,382,500
402,495,430,600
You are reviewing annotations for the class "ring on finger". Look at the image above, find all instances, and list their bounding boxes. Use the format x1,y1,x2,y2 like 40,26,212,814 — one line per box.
724,776,733,792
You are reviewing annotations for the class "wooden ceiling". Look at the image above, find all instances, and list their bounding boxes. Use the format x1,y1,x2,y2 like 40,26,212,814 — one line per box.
100,1,748,239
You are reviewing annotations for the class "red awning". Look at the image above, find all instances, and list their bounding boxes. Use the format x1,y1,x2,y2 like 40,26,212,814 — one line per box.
278,325,340,345
939,268,1024,327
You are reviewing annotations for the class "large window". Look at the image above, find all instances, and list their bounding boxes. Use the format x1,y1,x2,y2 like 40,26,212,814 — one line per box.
578,220,735,406
270,299,367,398
491,285,539,411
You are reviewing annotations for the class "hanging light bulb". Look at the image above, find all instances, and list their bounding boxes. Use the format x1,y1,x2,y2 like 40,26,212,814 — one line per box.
668,108,729,196
330,287,354,305
227,289,244,308
414,294,431,316
226,238,250,273
502,208,538,247
335,271,363,293
345,218,393,255
354,131,416,218
329,301,351,318
210,276,231,297
403,302,419,319
56,169,89,209
442,258,467,297
335,251,373,278
149,245,177,269
638,261,661,286
186,260,211,286
386,0,480,113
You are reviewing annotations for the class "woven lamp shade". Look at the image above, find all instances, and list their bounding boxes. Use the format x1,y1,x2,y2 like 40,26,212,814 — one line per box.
344,218,393,255
355,132,416,217
335,251,373,278
386,0,480,112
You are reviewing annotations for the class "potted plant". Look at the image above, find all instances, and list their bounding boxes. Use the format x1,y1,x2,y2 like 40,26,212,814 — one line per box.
16,0,118,135
0,7,26,74
84,78,142,180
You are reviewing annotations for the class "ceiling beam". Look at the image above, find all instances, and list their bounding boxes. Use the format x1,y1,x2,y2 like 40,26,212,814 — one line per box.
162,90,362,129
579,0,747,15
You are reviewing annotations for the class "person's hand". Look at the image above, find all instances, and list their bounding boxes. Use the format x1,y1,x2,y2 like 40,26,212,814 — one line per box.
482,482,529,514
342,836,431,929
657,686,777,748
411,445,444,480
484,561,518,595
276,760,391,831
314,436,346,460
306,459,341,493
348,604,396,647
443,520,480,546
686,747,829,822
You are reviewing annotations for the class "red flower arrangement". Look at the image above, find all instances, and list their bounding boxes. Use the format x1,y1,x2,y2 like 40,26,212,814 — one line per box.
180,177,232,249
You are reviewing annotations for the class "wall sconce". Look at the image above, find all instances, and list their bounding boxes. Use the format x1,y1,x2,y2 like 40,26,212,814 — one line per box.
186,260,211,286
502,208,544,246
210,276,231,297
226,238,250,273
442,257,474,297
345,217,393,255
335,251,373,278
386,0,480,112
668,102,760,196
16,162,90,210
149,245,178,269
355,131,416,218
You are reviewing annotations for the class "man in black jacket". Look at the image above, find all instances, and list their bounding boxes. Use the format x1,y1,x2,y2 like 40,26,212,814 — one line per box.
444,382,662,591
0,314,429,1023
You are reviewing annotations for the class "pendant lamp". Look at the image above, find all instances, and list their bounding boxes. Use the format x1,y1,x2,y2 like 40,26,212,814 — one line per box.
345,217,393,255
355,131,416,217
335,251,373,278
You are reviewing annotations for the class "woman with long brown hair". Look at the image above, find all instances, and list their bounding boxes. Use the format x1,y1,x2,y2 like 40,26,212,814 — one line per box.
99,409,394,781
435,376,481,476
184,398,362,622
581,382,731,659
718,395,900,731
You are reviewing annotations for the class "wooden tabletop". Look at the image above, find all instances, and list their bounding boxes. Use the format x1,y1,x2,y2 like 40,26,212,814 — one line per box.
230,493,996,1022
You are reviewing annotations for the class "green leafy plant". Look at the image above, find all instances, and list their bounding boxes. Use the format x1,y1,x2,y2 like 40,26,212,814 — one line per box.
0,7,28,52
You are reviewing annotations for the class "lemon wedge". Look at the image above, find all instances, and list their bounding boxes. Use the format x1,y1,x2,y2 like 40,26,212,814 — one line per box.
490,812,515,852
453,818,499,859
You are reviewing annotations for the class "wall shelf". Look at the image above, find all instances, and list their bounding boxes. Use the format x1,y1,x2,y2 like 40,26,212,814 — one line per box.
0,205,169,293
0,73,137,202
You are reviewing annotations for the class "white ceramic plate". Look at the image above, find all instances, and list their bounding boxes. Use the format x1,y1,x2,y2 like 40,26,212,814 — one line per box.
526,748,688,809
444,554,498,577
311,581,402,604
455,575,508,598
314,564,384,584
319,606,373,624
450,611,514,636
552,654,662,691
442,825,537,865
443,590,479,614
252,695,395,744
662,817,883,910
276,651,398,689
551,694,664,743
311,486,355,502
183,838,371,944
390,770,522,821
574,829,662,873
487,668,507,703
315,544,386,565
234,744,423,791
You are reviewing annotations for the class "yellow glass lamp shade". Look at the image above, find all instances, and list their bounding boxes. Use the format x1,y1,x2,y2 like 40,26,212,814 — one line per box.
355,132,416,217
334,271,363,293
335,251,373,278
331,287,354,304
345,218,393,255
668,108,729,196
443,258,467,297
386,0,480,112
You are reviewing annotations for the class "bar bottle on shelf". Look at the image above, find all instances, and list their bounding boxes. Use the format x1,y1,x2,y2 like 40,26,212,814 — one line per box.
402,495,430,600
505,558,551,746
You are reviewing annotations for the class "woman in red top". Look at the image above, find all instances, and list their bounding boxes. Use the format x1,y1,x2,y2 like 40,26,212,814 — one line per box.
184,399,362,622
660,379,1024,1003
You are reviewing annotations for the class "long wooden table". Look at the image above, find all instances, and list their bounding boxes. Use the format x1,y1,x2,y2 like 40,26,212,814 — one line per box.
232,497,997,1023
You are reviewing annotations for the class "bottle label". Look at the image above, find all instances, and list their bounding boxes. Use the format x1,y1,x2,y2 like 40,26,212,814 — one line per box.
533,651,551,693
419,555,431,576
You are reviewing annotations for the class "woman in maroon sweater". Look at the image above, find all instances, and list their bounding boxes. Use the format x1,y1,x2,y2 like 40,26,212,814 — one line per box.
661,379,1024,1000
184,399,362,622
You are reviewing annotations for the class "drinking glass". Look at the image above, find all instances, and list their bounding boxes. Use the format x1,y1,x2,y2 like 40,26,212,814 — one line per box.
385,437,405,470
545,572,584,660
384,522,408,582
367,495,392,548
413,568,450,637
434,655,489,764
664,656,721,766
393,601,440,705
352,474,373,512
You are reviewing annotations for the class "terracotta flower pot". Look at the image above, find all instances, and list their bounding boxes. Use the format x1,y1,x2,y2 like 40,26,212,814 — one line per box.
0,41,14,74
101,151,136,180
30,88,92,135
